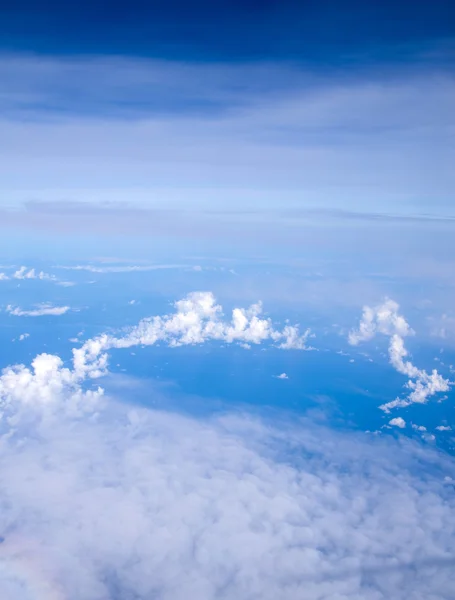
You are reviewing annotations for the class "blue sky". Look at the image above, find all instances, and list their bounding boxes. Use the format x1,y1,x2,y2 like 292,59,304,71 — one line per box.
1,3,455,599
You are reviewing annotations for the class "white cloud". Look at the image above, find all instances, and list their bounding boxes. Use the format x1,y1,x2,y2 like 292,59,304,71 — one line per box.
1,265,73,286
276,373,289,379
1,292,308,412
389,417,406,429
12,266,57,281
0,382,455,599
0,293,454,598
436,425,452,431
57,264,188,273
348,299,413,345
6,303,71,317
18,333,30,341
411,424,427,432
349,300,451,411
73,293,310,378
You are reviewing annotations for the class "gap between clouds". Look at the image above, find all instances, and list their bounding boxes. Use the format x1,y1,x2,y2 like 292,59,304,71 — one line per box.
349,299,451,412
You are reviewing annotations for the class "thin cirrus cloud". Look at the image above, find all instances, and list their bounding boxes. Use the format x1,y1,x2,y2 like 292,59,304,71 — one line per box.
349,299,451,411
6,303,71,317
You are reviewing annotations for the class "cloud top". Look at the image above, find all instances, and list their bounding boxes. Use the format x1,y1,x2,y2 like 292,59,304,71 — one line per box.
349,299,451,411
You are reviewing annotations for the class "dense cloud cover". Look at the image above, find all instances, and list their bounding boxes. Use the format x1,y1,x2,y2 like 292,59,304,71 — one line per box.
1,388,455,599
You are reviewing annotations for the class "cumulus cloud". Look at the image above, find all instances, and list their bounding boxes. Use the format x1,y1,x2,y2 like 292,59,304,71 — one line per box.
412,424,427,432
0,292,308,415
276,373,289,379
348,299,413,345
6,303,71,317
0,265,74,286
18,333,30,341
349,300,451,411
73,292,310,379
389,417,406,429
436,425,452,432
12,266,57,281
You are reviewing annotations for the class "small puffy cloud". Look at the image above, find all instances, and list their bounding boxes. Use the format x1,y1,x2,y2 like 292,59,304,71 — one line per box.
18,333,30,341
389,417,406,429
411,424,427,432
350,300,451,411
6,303,71,317
436,425,452,431
276,373,289,379
0,272,9,280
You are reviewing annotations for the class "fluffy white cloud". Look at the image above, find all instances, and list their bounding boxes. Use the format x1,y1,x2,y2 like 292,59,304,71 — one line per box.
389,417,406,429
348,299,413,345
0,272,9,280
18,333,30,341
436,425,452,432
349,300,451,411
6,304,71,317
276,373,289,379
1,292,308,411
73,293,310,378
412,424,427,432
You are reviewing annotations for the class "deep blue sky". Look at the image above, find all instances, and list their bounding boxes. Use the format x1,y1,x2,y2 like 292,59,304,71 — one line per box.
2,0,455,63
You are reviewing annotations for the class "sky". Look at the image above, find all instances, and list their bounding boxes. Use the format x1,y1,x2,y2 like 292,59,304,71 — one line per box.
0,2,455,599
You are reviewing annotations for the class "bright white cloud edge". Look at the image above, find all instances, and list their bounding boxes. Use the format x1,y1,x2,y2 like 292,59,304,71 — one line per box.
349,299,451,411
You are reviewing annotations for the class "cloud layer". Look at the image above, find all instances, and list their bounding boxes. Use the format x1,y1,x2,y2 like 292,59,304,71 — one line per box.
1,383,455,599
0,291,454,599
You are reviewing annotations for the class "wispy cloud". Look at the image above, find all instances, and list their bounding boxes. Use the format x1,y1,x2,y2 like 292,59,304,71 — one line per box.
0,364,454,598
6,303,71,317
56,263,190,273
